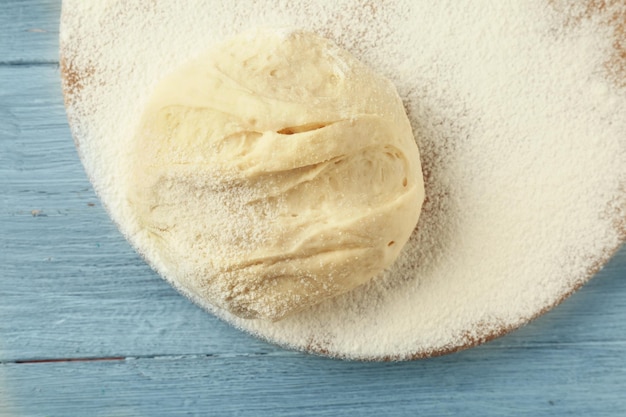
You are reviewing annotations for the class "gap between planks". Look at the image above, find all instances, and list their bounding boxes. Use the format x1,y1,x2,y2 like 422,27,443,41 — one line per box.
3,339,626,365
0,60,59,66
2,351,298,365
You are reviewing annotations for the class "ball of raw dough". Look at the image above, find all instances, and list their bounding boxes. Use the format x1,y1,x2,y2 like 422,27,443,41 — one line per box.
127,29,425,320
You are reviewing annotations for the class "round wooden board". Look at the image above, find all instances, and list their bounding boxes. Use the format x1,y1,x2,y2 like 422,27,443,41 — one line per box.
60,1,626,360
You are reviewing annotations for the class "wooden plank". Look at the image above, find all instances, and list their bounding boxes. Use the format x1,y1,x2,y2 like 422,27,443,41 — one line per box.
2,348,626,417
0,0,61,64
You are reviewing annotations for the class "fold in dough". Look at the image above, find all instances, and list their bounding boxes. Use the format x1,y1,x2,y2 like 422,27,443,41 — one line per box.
127,29,425,320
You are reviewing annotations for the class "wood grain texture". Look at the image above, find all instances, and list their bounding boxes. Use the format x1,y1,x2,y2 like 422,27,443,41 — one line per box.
2,345,626,417
1,1,626,416
0,0,61,64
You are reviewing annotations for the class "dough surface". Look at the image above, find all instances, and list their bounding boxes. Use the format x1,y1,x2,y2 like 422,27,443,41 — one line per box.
127,29,424,320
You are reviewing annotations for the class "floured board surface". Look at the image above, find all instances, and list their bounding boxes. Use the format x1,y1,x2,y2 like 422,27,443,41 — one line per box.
60,0,626,360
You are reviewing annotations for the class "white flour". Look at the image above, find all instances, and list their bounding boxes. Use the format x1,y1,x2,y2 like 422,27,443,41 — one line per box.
60,0,626,359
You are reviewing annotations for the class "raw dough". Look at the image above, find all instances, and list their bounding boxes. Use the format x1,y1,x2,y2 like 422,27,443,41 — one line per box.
127,29,424,320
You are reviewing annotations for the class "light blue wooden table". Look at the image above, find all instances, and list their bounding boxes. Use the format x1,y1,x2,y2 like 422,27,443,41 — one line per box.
1,2,626,416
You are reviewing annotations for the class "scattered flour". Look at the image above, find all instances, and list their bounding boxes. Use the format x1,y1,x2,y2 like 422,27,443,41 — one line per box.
60,0,626,359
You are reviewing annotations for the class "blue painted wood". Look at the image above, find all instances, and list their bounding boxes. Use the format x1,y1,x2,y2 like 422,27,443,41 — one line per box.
1,1,625,416
0,0,61,64
2,345,626,417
